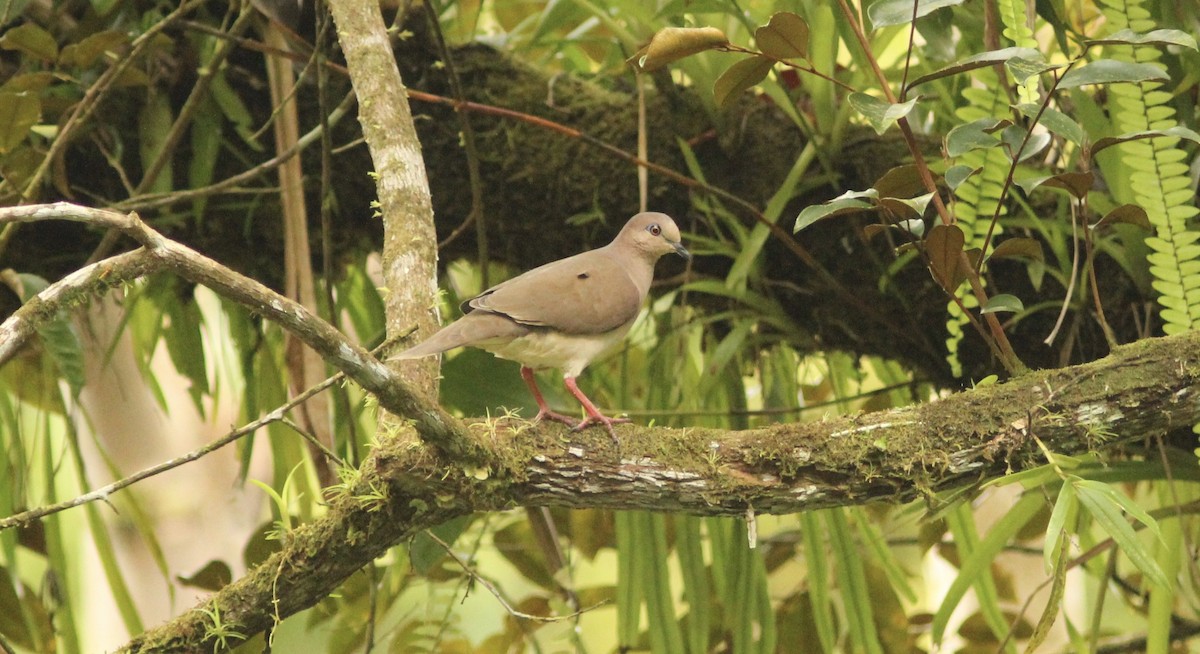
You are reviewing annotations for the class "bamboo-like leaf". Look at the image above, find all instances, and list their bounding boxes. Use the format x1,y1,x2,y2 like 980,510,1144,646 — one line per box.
1074,481,1169,588
1058,59,1169,88
1091,126,1200,156
755,11,808,59
847,93,918,135
926,224,967,292
801,511,836,653
616,511,642,647
826,508,884,654
853,508,917,603
867,0,965,28
630,26,729,72
908,47,1041,88
1086,28,1198,51
676,516,711,654
713,55,773,107
1043,481,1076,574
640,513,686,654
1024,528,1070,653
932,493,1043,643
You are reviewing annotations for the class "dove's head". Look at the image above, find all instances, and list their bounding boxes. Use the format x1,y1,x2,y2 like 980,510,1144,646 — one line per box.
616,212,690,261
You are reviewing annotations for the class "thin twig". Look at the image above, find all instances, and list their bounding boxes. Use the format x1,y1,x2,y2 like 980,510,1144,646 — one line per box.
426,531,607,623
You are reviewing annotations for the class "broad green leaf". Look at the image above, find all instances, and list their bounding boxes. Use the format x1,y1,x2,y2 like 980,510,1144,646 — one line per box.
0,92,39,153
631,26,728,72
946,118,1009,156
908,47,1040,88
713,55,773,107
1006,57,1062,85
1086,28,1198,51
1001,125,1051,162
1016,172,1094,198
1074,481,1168,588
58,30,129,68
1058,59,1168,88
1094,204,1151,230
1016,104,1085,145
847,93,917,135
1092,126,1200,156
989,237,1044,262
867,0,965,28
879,194,934,220
795,191,877,232
925,223,967,292
755,11,808,59
0,22,57,61
874,164,926,199
981,293,1024,314
944,165,980,191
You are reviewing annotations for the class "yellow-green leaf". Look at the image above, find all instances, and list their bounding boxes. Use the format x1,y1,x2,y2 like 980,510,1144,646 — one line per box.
714,55,773,107
630,26,728,72
755,11,808,60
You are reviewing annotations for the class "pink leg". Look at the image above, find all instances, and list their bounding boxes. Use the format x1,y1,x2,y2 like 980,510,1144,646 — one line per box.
564,376,629,441
520,367,577,426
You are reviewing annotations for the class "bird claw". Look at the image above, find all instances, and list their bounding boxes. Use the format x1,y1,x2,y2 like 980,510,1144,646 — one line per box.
533,409,580,427
572,415,629,445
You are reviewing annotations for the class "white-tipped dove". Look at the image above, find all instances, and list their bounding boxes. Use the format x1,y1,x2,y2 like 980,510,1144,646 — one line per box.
393,212,690,438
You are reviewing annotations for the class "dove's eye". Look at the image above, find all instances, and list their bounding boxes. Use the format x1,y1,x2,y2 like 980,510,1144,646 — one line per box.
647,224,662,236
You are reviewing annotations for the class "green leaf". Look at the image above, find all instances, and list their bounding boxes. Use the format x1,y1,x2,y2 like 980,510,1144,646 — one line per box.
177,560,233,592
988,237,1044,262
908,47,1041,88
0,22,58,61
630,26,729,72
1016,172,1094,198
981,293,1024,314
867,0,965,28
1043,482,1076,574
1074,480,1168,588
1094,204,1151,230
795,191,877,232
0,92,40,154
12,273,85,393
58,30,129,68
944,165,980,191
946,118,1008,156
755,11,808,59
1001,125,1051,162
925,223,967,292
1086,28,1198,51
1091,126,1200,156
879,194,934,221
713,55,773,107
1016,103,1085,145
847,93,918,135
1006,57,1062,85
874,164,926,199
1058,59,1169,88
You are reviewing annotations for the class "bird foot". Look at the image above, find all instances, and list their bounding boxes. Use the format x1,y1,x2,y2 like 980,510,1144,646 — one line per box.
533,408,581,427
572,415,630,445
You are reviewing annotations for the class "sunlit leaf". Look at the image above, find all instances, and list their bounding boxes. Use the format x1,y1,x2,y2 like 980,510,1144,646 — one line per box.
1044,482,1075,574
713,55,773,107
908,47,1040,88
0,22,58,61
847,93,917,135
1086,28,1198,51
630,26,729,72
925,223,967,291
867,0,965,28
755,11,808,59
1074,480,1168,588
1006,57,1062,85
880,194,934,221
1058,59,1168,88
981,293,1024,314
0,92,39,154
1094,204,1151,230
1092,126,1200,155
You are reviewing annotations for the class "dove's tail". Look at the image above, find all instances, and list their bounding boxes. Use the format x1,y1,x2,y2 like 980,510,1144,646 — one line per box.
390,312,528,360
